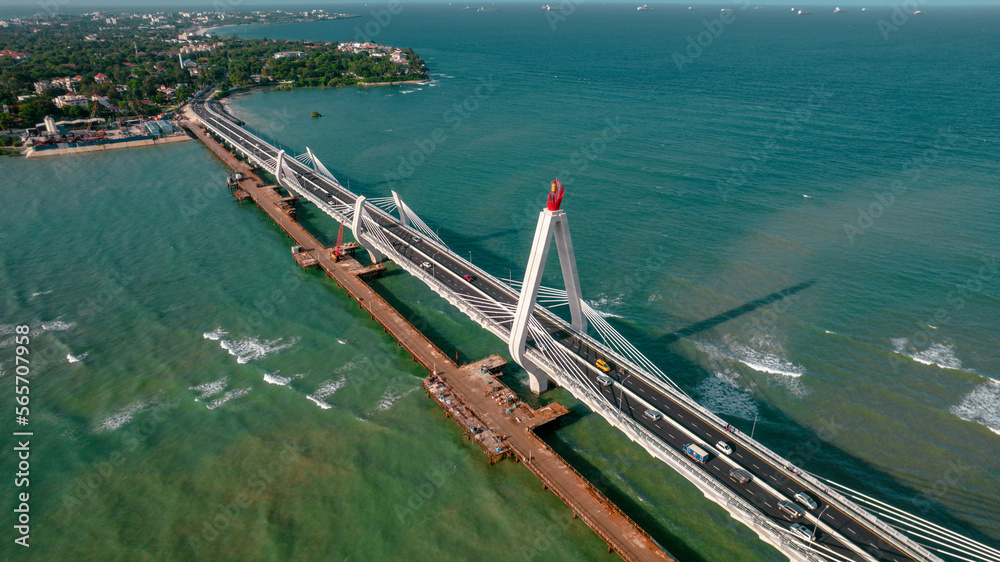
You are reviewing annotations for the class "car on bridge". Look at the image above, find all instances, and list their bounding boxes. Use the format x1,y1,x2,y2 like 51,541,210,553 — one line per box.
597,375,614,387
789,523,816,542
421,262,432,269
729,468,753,484
462,274,475,282
716,441,733,455
794,491,818,510
778,500,805,519
595,359,611,372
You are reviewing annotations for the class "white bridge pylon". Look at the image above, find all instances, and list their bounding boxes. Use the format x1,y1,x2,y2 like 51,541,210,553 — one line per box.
352,196,383,264
509,206,586,394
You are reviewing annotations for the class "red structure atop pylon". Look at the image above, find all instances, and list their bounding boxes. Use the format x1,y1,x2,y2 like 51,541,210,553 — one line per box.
547,178,565,211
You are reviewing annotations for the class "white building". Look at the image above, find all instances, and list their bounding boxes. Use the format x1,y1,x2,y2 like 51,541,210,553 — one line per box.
54,94,89,108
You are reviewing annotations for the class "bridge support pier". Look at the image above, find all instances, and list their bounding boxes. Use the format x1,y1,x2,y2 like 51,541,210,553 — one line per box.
351,196,383,264
509,207,586,395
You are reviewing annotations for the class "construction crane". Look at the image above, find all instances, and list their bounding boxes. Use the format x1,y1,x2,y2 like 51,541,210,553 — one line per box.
332,220,344,262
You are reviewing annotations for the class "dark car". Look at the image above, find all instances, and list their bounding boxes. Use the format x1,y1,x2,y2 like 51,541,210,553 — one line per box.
729,468,753,484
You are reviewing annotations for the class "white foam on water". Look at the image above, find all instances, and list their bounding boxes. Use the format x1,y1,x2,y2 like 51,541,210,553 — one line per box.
0,324,16,337
695,369,759,420
891,338,963,371
203,327,228,341
374,385,419,412
587,294,626,319
0,337,14,348
305,376,346,409
30,290,52,298
699,335,804,378
264,372,291,386
312,376,347,399
263,372,304,386
41,320,75,331
695,334,807,396
218,335,299,364
824,330,836,334
206,387,252,410
95,399,153,433
950,378,1000,436
334,357,369,375
306,395,332,409
190,377,228,401
337,339,346,344
67,352,89,363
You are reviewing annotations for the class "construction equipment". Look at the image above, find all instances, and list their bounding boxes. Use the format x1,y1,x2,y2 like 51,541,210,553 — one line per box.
332,220,344,261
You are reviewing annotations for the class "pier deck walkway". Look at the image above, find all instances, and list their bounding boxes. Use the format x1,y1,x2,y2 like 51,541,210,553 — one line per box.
182,119,674,562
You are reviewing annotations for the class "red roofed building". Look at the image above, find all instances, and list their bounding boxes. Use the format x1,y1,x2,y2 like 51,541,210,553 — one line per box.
94,73,110,84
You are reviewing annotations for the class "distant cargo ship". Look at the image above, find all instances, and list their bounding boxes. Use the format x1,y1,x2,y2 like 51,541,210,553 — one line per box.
637,4,654,10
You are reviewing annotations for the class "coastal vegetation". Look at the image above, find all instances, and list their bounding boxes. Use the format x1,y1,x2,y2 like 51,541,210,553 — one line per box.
0,11,427,132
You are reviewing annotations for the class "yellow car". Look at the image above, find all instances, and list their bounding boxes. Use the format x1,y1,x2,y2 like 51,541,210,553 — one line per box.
595,359,611,372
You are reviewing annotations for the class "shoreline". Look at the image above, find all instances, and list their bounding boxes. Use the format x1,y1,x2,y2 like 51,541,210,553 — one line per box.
24,134,190,158
197,14,362,37
221,79,432,100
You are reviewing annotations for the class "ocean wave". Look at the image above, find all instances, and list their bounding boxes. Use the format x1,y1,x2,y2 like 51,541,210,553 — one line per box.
95,399,153,433
305,375,346,409
374,385,419,412
334,357,369,375
203,327,228,341
42,320,75,331
587,294,625,318
30,290,53,298
190,377,228,401
216,335,299,364
695,370,759,420
306,395,333,409
263,372,291,386
0,324,17,337
206,387,252,410
891,338,963,371
67,352,89,363
950,378,1000,436
0,337,14,348
698,337,804,378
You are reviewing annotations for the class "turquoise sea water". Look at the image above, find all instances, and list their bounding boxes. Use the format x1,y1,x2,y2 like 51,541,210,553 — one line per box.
3,4,999,560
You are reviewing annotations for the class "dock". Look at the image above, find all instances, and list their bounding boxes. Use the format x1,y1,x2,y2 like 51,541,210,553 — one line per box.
182,118,674,562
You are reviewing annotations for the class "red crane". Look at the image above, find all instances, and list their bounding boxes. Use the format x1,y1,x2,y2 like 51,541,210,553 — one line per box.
332,220,344,261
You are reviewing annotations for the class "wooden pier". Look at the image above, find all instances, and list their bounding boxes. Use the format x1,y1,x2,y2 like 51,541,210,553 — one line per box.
182,118,674,562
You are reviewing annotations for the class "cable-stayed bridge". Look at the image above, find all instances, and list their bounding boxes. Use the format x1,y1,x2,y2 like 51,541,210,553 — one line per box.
189,91,996,562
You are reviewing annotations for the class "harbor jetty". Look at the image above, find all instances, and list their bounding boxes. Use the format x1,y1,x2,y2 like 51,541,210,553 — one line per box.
181,117,674,562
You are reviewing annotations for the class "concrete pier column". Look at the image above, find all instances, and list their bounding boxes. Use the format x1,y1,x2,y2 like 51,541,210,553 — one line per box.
351,196,383,264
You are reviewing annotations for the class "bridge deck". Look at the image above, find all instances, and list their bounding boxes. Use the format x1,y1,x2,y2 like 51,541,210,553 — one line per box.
183,119,673,562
